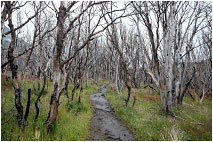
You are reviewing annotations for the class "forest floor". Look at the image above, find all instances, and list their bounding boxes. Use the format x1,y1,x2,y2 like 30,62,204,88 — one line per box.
105,82,212,141
87,83,135,141
1,76,99,140
1,75,212,141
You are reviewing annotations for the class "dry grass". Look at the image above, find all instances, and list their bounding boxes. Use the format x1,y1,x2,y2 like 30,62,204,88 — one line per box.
137,93,161,101
105,83,212,141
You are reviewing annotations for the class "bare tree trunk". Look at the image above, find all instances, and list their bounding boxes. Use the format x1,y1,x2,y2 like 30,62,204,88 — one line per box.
160,89,167,113
20,73,26,97
64,73,70,102
7,3,23,127
45,3,66,128
125,83,131,107
45,83,59,127
94,67,98,85
86,70,88,88
132,89,136,107
78,79,84,104
115,60,120,96
24,89,31,122
38,68,41,90
35,76,46,121
32,74,36,90
200,86,205,103
179,67,196,104
71,74,80,101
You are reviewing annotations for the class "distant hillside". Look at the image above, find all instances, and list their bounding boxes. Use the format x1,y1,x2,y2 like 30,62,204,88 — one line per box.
2,26,30,51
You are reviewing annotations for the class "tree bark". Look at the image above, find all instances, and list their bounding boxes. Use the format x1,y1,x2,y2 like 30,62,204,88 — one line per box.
178,67,196,104
35,76,46,121
7,2,23,127
71,83,79,101
45,3,66,128
125,83,131,107
24,89,31,121
64,74,70,102
86,70,88,88
132,89,136,107
115,60,120,96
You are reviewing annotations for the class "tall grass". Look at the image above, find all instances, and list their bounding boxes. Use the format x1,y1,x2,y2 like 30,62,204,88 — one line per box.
1,77,99,141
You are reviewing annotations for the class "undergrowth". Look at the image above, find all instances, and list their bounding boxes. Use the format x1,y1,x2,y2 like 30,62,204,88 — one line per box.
1,77,99,141
105,84,212,141
1,76,211,141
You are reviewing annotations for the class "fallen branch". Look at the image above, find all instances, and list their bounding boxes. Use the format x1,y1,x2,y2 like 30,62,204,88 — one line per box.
171,114,204,126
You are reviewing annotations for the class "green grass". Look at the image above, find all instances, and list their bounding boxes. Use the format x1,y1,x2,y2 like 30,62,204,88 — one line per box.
1,77,211,141
105,84,212,141
1,77,99,141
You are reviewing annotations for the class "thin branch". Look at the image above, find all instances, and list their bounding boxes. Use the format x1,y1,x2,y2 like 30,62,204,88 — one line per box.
1,113,14,125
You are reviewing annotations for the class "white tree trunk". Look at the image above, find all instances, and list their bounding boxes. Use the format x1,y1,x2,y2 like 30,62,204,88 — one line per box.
86,70,88,88
115,60,120,96
200,86,205,103
162,2,176,113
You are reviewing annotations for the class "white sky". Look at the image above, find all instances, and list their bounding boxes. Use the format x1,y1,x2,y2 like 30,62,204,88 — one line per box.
2,1,212,61
8,1,129,40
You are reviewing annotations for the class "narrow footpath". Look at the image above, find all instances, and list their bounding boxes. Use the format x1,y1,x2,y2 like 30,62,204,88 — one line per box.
88,83,136,141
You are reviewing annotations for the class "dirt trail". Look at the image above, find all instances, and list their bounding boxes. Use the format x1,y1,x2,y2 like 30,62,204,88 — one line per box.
88,83,136,141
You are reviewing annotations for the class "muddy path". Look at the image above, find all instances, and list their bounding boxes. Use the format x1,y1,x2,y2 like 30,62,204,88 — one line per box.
88,83,136,141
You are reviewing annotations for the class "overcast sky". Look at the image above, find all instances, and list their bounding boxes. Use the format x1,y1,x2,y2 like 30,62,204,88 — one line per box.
2,1,211,61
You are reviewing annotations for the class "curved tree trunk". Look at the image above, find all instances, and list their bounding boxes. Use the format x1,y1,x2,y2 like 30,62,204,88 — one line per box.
178,67,196,105
7,2,23,127
125,83,131,107
35,76,46,121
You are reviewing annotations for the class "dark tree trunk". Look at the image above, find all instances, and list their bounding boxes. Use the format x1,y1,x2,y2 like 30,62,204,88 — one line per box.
71,83,79,101
132,92,136,107
188,90,194,100
24,89,31,121
64,73,70,102
35,76,46,121
86,71,88,88
178,67,195,105
78,78,84,104
45,83,59,126
15,88,24,127
125,84,131,107
38,67,41,90
78,87,83,104
7,2,24,127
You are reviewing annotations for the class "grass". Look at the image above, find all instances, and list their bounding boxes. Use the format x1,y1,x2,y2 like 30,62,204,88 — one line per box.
1,76,211,141
105,83,212,141
1,76,99,141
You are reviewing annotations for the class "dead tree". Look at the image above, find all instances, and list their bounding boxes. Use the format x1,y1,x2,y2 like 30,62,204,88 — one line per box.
45,1,127,128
